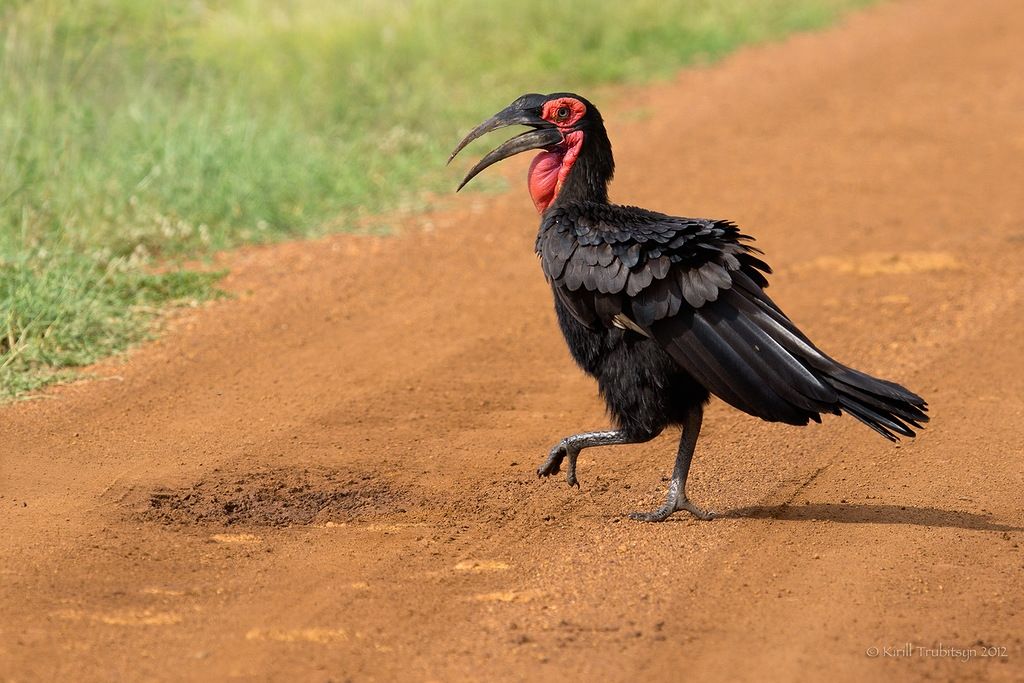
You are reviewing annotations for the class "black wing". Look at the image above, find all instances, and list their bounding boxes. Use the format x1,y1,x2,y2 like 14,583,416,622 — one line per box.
537,202,928,438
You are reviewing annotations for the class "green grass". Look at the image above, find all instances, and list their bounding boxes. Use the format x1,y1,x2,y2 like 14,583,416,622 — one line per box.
0,0,877,399
1,255,223,396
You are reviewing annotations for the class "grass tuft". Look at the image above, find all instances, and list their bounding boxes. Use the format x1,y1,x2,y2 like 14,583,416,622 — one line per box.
0,251,223,400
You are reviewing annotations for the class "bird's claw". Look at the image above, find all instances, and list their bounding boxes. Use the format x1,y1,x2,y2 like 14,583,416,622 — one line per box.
537,444,565,477
565,454,580,488
537,443,580,488
679,499,716,521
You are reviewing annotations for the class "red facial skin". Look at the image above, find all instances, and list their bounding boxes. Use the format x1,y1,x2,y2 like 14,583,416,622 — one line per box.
527,98,587,213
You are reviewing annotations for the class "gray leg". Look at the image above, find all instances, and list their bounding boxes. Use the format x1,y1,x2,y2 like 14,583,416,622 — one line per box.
630,405,714,522
538,428,660,488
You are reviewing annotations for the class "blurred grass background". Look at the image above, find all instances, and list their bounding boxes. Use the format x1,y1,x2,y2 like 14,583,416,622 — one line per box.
0,0,877,398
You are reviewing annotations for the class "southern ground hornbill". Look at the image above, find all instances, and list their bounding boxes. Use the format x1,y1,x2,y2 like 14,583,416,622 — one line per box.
449,92,928,522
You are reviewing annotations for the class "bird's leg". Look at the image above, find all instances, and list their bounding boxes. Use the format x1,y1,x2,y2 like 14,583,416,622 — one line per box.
538,429,659,488
630,405,715,522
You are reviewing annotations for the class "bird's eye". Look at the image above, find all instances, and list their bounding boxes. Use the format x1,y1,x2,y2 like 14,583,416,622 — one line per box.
555,106,570,121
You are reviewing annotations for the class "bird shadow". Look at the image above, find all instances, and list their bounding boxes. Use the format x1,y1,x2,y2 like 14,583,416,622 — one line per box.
723,502,1021,532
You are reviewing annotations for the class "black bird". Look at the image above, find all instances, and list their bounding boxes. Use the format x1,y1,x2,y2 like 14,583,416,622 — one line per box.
449,93,928,522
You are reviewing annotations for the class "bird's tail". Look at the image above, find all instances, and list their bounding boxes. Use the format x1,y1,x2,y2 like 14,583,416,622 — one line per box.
725,272,930,440
818,364,929,441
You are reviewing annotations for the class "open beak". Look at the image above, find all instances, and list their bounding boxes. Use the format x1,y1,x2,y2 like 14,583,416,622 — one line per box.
448,96,564,191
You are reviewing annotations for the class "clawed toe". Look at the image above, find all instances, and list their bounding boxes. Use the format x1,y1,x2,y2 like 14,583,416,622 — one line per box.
678,499,715,520
565,461,579,488
628,507,673,523
537,443,581,488
537,444,566,478
629,497,715,523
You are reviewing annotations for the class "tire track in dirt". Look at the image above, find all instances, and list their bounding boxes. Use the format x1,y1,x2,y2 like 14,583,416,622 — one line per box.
2,0,1024,680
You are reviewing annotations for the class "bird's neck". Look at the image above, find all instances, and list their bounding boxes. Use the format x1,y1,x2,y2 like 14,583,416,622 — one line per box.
528,128,614,213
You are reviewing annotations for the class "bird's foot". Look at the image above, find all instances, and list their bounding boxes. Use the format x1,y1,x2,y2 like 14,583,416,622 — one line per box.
629,495,715,523
536,442,580,488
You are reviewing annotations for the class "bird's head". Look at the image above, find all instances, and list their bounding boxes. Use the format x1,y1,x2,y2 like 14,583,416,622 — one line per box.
449,92,613,213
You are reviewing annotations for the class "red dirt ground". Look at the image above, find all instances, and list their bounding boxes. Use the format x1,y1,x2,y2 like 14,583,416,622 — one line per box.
2,0,1023,680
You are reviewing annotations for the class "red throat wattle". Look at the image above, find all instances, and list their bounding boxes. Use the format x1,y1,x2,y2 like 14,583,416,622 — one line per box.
528,131,584,213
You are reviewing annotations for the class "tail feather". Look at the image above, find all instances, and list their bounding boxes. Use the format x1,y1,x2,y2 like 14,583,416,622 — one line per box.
837,395,912,441
824,375,928,423
657,272,930,440
729,276,930,440
827,371,929,441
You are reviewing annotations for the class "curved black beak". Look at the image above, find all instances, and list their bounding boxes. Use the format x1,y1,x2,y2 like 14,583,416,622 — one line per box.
448,95,563,191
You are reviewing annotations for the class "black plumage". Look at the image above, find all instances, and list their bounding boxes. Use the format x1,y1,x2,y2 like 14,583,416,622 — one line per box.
450,92,928,521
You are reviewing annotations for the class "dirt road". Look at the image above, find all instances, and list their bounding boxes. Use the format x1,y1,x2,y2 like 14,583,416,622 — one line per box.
2,0,1023,680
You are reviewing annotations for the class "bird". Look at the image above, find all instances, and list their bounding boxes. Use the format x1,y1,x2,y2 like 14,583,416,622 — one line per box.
448,92,928,522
